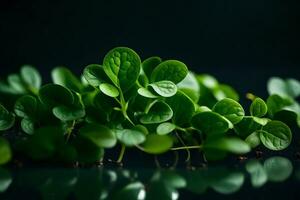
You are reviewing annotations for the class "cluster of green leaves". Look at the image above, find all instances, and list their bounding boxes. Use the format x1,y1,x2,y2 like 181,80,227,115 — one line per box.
0,47,299,166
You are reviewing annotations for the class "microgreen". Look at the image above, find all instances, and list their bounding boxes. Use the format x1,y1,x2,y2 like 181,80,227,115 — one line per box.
0,46,299,166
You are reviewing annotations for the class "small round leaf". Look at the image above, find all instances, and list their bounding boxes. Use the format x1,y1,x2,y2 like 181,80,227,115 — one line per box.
212,98,244,124
149,81,177,97
141,134,173,154
156,122,176,135
99,83,119,98
259,120,292,150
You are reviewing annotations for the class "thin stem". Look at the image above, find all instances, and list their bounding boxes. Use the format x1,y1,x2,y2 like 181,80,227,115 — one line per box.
171,145,202,151
119,90,135,126
65,120,76,143
117,144,126,163
175,132,191,162
171,151,179,169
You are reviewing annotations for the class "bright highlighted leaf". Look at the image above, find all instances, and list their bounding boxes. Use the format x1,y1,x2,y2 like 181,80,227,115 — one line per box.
99,83,119,98
212,98,244,124
250,97,267,117
149,81,177,97
83,64,109,87
53,106,85,121
141,134,173,154
259,120,292,150
79,123,116,148
140,101,173,124
156,122,176,135
20,65,42,89
191,111,230,135
150,60,188,84
204,137,251,154
52,67,83,92
245,131,261,148
115,128,146,146
268,77,300,99
0,137,12,165
137,88,158,98
103,47,141,91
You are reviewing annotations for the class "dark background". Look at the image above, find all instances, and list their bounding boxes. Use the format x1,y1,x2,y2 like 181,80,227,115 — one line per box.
0,0,300,98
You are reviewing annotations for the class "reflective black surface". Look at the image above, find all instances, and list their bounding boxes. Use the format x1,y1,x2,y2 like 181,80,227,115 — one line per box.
1,156,300,200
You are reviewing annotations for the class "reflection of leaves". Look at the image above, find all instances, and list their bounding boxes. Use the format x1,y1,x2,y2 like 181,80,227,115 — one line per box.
0,168,12,193
245,160,267,188
264,156,293,182
112,182,145,200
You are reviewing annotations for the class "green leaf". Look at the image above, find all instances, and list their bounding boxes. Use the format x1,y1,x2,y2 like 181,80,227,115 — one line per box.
79,123,116,148
197,74,219,89
51,67,83,92
140,101,173,124
140,134,173,154
113,182,145,200
245,160,267,188
177,72,200,102
252,117,269,126
21,118,35,135
99,83,119,98
14,95,37,119
0,137,12,165
142,56,162,78
137,88,158,98
210,171,244,194
7,74,27,93
150,60,188,84
234,116,262,139
20,65,41,89
245,131,261,148
52,105,85,121
156,122,176,135
103,47,141,91
166,91,195,126
259,120,292,150
204,137,251,154
115,128,146,146
217,84,239,101
149,81,177,97
191,111,230,135
268,77,300,98
212,98,244,124
250,97,267,117
83,64,109,87
266,94,296,117
286,78,300,98
264,156,293,182
39,84,74,107
0,104,15,131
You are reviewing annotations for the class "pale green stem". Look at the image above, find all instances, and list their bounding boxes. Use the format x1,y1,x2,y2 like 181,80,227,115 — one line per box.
175,132,191,162
171,145,202,151
117,144,126,163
